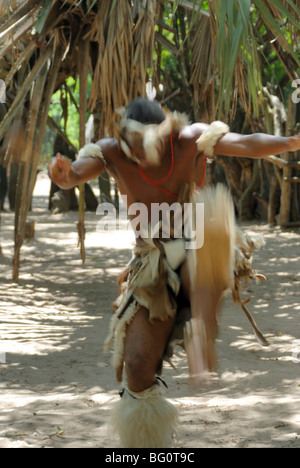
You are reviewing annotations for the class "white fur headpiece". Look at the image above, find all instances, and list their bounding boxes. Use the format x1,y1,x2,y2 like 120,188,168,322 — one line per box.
119,110,190,165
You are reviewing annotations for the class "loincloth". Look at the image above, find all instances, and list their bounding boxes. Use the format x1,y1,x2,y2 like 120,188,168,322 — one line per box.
104,233,187,381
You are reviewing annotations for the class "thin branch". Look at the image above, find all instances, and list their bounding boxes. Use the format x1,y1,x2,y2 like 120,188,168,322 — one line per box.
0,0,42,36
166,0,209,17
155,31,178,55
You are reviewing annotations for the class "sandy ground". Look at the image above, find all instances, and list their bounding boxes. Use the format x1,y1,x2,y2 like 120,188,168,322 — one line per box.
0,172,299,449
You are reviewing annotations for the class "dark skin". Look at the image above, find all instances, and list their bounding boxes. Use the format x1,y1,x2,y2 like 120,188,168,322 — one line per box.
49,123,300,390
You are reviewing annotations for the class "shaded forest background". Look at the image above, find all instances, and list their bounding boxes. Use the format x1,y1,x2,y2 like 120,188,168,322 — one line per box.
0,0,299,282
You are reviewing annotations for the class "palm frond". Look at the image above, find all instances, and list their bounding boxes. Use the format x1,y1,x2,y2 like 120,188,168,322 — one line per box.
0,37,53,141
0,0,42,35
254,0,300,68
190,14,215,121
31,0,54,35
89,0,159,137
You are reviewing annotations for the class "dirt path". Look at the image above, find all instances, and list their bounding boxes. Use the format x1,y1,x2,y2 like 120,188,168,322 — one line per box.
0,173,299,448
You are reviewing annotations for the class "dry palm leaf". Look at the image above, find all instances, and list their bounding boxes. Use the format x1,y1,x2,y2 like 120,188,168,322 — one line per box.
190,14,215,121
89,0,159,138
89,1,133,136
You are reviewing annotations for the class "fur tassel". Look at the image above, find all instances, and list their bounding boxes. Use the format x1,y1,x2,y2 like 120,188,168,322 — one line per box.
188,185,268,347
188,184,235,293
110,383,178,448
143,126,161,165
196,121,230,156
104,301,139,382
185,185,235,374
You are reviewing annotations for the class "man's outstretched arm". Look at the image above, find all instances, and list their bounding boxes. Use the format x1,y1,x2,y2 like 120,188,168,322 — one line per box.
48,141,110,190
215,131,300,159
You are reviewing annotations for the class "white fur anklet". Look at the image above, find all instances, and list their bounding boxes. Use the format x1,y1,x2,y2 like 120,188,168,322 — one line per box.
111,381,178,448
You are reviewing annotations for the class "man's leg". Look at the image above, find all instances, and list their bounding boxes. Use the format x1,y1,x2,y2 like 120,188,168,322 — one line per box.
124,306,175,391
111,306,178,448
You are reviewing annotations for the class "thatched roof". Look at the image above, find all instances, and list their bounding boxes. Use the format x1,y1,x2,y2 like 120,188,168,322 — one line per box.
0,0,299,281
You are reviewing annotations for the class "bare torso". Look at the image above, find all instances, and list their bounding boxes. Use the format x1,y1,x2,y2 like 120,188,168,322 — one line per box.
102,126,207,213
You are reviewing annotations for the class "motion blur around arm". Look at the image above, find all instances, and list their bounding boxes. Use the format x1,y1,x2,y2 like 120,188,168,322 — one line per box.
48,143,107,190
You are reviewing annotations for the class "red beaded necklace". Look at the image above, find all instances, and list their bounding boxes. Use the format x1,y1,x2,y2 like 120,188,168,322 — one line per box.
138,134,178,199
197,155,207,188
138,135,207,198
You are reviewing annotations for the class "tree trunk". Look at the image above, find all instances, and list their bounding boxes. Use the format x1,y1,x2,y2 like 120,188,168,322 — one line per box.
239,160,260,221
98,172,112,203
214,155,243,211
268,175,280,224
0,165,7,211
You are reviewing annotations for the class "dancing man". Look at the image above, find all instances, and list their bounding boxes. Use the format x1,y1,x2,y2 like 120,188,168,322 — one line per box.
49,98,300,448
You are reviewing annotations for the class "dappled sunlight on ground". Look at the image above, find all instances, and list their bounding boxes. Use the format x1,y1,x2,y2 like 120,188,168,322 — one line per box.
0,173,299,447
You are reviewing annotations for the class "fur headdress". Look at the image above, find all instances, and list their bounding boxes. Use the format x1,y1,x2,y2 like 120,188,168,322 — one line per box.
118,109,190,165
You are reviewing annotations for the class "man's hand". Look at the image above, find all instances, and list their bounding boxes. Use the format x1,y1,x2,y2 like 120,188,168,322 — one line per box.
48,153,73,189
288,134,300,153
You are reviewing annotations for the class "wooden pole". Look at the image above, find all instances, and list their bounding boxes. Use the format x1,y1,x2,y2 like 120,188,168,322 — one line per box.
279,97,296,226
12,44,53,282
77,34,90,264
